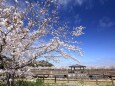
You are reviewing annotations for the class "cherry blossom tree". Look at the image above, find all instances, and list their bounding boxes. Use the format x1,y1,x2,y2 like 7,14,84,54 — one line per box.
0,0,84,85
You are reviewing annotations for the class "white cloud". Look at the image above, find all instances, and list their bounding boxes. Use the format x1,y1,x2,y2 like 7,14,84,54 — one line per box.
58,0,109,9
75,0,86,6
58,0,87,6
99,17,114,28
97,17,114,32
58,0,70,5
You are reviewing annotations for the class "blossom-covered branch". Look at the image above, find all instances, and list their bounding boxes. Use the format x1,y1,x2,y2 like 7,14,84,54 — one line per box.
0,0,84,76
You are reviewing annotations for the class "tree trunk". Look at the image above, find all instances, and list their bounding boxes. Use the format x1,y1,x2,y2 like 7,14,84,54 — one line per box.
6,72,15,86
6,73,10,86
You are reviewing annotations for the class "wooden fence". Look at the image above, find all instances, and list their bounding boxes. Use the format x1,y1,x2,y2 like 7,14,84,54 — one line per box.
30,68,115,86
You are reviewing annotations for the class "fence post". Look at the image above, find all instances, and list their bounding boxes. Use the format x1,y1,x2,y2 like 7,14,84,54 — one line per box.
111,76,114,86
55,76,56,83
95,75,99,86
43,75,45,83
67,75,69,83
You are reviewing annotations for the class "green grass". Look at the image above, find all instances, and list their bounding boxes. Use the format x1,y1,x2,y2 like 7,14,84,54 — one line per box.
0,79,114,86
0,79,44,86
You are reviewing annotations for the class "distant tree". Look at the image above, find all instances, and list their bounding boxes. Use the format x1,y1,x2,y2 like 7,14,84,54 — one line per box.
0,0,84,86
29,60,53,67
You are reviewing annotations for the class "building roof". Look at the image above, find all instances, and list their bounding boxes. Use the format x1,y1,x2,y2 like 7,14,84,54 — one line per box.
69,64,86,68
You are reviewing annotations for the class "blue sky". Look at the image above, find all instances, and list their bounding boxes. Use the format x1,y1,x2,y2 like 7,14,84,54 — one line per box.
53,0,115,67
6,0,115,67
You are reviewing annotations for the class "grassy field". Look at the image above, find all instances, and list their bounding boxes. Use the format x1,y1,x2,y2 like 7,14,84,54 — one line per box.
43,78,114,86
0,78,114,86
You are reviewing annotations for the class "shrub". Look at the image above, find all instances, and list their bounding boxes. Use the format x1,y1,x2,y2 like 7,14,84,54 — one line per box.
15,79,44,86
0,79,44,86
